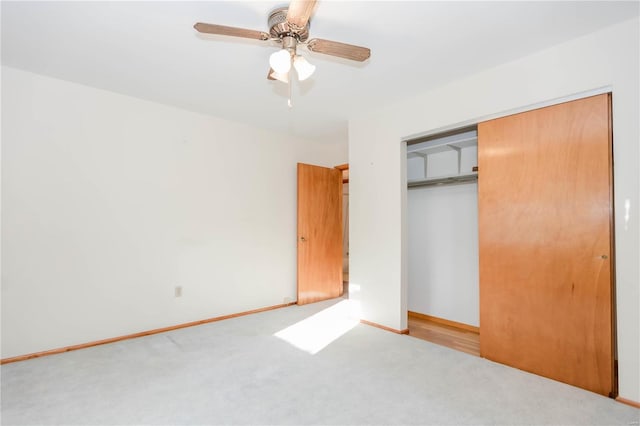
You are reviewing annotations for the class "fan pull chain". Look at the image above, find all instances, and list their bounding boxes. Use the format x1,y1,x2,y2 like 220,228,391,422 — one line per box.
287,72,293,108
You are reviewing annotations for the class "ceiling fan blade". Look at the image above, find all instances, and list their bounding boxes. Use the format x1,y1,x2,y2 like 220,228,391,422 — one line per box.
307,38,371,62
286,0,317,29
194,23,269,41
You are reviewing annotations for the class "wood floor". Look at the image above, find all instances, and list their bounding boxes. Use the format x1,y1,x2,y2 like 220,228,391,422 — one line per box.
408,312,480,356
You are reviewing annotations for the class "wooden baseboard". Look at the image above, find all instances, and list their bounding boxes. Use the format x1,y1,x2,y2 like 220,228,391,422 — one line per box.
616,396,640,408
1,302,297,365
360,319,409,335
408,311,480,333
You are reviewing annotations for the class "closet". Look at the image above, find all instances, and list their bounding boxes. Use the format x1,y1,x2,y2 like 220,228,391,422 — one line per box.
407,128,479,328
407,93,615,397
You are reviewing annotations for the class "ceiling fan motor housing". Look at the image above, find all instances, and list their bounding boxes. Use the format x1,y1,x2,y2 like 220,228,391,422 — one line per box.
269,7,310,42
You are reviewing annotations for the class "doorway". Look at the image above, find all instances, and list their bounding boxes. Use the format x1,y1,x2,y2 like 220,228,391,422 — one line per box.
335,164,349,297
296,163,344,305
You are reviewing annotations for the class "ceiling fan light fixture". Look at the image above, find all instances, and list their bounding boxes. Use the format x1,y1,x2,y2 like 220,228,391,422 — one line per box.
194,0,371,105
293,55,316,81
269,70,289,83
269,49,292,74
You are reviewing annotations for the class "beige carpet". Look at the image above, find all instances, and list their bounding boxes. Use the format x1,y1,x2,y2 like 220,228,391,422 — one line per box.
2,298,639,425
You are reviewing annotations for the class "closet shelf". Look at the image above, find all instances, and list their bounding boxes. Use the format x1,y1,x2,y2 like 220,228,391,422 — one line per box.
408,172,478,188
407,129,478,181
407,131,477,158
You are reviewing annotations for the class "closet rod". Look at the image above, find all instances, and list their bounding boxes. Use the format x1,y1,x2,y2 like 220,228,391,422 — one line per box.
408,173,478,189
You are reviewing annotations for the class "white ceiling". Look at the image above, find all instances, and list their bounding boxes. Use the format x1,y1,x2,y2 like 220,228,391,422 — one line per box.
2,1,638,142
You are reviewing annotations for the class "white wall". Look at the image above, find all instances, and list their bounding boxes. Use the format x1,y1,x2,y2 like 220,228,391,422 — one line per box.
408,183,479,326
349,17,640,401
1,66,346,358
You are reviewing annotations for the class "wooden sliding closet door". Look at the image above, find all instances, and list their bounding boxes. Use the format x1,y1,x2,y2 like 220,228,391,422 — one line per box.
478,94,614,396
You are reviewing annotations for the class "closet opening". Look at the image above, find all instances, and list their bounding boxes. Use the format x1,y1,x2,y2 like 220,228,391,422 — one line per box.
406,126,480,356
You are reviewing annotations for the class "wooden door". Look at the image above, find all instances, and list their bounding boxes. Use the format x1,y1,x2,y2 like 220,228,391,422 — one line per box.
478,94,614,396
297,163,343,305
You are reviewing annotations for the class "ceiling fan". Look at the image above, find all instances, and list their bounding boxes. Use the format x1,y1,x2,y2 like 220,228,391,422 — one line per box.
194,0,370,105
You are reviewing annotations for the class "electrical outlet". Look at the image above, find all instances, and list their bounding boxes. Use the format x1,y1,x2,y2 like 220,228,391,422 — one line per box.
175,286,182,297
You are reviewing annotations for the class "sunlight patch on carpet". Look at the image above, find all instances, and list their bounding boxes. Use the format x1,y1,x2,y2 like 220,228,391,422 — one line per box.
274,299,360,354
